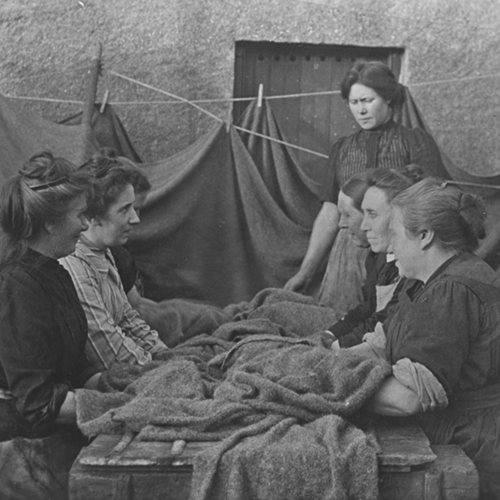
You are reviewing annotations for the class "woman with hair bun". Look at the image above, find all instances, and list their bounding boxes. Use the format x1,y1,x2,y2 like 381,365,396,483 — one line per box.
357,178,500,499
0,151,101,498
285,61,448,315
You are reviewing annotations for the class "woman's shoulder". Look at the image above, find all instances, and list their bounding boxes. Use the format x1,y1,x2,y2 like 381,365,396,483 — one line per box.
393,123,437,145
429,254,500,304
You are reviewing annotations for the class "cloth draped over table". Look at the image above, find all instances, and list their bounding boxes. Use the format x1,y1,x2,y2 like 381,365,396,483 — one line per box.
76,312,391,500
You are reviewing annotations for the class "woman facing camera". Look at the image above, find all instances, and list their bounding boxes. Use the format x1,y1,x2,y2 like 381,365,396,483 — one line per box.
362,178,500,499
60,159,168,371
0,152,101,498
285,61,447,315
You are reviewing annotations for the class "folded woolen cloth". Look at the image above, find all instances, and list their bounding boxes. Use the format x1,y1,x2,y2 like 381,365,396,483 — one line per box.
224,288,341,336
76,323,390,500
192,414,380,500
142,298,233,347
77,344,389,439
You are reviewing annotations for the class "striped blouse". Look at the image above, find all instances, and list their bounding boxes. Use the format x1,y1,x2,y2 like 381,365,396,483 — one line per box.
321,120,447,204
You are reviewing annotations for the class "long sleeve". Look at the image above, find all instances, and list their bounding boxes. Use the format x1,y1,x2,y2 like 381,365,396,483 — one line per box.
405,126,449,180
61,248,167,371
0,272,68,424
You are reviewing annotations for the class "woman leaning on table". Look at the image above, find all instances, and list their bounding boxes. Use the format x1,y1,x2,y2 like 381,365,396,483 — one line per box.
354,178,500,499
285,61,448,314
0,152,101,498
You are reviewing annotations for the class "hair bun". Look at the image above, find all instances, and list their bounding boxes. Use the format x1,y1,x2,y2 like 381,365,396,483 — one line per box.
401,164,425,184
458,192,486,240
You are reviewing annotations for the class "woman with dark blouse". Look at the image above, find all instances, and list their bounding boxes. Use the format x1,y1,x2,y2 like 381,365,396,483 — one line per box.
285,61,448,314
315,165,423,349
325,165,424,348
352,178,500,499
0,151,101,498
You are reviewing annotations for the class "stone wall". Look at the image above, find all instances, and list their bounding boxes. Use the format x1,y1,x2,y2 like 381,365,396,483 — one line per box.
1,0,499,175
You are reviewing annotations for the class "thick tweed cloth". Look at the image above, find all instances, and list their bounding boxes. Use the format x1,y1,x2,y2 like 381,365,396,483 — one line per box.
139,288,341,346
224,287,342,336
76,321,390,500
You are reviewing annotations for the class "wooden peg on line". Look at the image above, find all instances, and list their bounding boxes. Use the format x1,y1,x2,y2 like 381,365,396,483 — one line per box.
100,90,110,113
257,83,264,108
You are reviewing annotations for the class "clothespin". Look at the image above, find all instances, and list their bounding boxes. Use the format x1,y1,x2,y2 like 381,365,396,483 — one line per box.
257,83,264,108
226,107,233,133
99,89,110,114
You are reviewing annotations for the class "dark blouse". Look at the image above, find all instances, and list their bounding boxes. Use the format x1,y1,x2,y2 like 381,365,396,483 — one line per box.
385,253,500,398
328,252,401,347
0,248,99,439
322,120,448,204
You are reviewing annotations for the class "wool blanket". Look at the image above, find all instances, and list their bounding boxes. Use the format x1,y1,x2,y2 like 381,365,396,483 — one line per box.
150,288,342,346
77,320,390,500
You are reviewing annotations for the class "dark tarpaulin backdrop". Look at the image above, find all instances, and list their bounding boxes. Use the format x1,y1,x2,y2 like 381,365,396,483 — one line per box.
0,94,98,177
1,92,500,308
127,100,323,307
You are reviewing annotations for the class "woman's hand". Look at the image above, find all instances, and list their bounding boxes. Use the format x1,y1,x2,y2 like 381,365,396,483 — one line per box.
55,391,76,425
84,373,102,390
284,272,310,293
365,376,423,417
284,202,340,293
308,330,336,349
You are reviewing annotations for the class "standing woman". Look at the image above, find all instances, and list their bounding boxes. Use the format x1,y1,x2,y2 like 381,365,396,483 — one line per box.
361,178,500,499
285,61,447,315
0,152,101,499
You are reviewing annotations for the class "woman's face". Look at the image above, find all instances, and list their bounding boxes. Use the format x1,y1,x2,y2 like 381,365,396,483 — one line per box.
338,191,369,247
348,83,392,130
92,184,140,249
360,187,392,253
388,206,423,279
50,193,89,259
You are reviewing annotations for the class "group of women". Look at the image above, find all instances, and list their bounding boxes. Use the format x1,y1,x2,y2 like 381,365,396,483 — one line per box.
301,61,500,499
0,151,170,499
0,59,499,500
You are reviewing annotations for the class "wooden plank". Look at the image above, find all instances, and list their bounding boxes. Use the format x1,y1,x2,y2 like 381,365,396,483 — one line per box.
430,445,479,500
376,419,437,468
79,419,437,470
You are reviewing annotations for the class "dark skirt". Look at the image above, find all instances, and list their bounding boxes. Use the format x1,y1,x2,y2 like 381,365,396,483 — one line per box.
418,402,500,500
0,431,86,500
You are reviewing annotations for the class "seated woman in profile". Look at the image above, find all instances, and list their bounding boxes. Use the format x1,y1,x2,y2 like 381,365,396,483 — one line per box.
356,178,500,499
60,160,169,371
317,165,424,349
0,151,101,498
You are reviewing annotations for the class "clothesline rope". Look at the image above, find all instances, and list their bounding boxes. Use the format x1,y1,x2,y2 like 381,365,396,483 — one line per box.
6,69,500,106
106,69,224,123
233,125,329,159
107,69,329,158
5,68,500,174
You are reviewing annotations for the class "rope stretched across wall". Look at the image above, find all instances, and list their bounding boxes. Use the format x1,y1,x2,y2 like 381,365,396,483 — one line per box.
5,68,500,188
106,69,331,159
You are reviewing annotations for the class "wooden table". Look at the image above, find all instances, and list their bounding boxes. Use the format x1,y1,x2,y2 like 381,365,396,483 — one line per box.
69,419,478,500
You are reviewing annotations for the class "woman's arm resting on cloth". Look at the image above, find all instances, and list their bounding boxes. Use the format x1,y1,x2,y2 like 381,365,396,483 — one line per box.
284,202,340,292
365,376,423,417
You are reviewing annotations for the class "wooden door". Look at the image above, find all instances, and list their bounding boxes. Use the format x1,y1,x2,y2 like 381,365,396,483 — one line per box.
233,42,403,182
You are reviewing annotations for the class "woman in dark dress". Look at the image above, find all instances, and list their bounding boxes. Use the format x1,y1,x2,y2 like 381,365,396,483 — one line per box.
285,61,447,315
322,165,424,349
354,178,500,499
0,151,101,499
